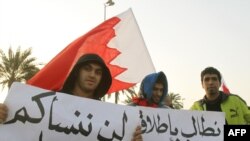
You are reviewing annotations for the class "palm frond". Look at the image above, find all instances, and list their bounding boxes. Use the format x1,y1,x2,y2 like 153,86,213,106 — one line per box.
0,46,41,89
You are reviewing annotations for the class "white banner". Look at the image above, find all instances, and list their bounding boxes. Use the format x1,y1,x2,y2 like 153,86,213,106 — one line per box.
0,82,225,141
138,106,225,141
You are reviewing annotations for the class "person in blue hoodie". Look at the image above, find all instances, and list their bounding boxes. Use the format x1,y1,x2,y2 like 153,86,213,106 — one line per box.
129,71,169,141
129,71,169,108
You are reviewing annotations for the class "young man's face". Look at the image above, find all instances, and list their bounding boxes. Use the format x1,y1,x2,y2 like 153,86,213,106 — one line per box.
151,82,164,104
202,74,220,95
77,62,103,94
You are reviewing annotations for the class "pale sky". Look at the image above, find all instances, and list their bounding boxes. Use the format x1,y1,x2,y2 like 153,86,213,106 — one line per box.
0,0,250,109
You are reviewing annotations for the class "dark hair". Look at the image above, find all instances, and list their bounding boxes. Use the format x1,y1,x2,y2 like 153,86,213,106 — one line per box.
156,72,166,84
201,67,221,83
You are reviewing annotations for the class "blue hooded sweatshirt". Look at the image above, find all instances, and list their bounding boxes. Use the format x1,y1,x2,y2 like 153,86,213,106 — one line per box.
130,71,168,108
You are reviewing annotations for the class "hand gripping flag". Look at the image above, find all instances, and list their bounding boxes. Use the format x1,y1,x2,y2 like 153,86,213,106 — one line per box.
27,8,155,94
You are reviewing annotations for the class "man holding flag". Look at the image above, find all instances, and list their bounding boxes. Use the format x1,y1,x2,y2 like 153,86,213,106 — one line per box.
0,53,143,140
0,8,153,141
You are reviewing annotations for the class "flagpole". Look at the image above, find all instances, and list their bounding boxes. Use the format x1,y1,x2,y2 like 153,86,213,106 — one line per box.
104,4,106,21
104,0,115,21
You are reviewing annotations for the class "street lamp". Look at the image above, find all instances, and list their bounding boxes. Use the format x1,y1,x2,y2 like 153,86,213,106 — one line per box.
102,0,115,102
104,0,115,21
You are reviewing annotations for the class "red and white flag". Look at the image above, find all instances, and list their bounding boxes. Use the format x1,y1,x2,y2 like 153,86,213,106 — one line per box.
28,8,155,94
221,77,230,94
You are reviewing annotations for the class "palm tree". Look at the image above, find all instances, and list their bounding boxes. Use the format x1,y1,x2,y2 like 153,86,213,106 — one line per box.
102,86,137,104
122,87,139,104
118,87,137,104
0,46,40,89
168,92,184,109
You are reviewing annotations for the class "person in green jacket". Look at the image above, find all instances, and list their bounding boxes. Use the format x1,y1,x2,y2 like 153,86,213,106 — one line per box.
190,66,250,125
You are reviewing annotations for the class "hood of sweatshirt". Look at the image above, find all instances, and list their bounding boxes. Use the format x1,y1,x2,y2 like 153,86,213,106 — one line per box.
61,54,112,99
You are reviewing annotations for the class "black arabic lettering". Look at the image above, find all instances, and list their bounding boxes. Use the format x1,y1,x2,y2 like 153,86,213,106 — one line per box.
181,116,197,138
140,111,169,134
48,96,93,136
39,131,43,141
140,110,148,134
196,116,202,136
4,91,56,124
145,115,155,133
156,114,168,133
97,111,128,141
200,115,221,136
168,114,178,136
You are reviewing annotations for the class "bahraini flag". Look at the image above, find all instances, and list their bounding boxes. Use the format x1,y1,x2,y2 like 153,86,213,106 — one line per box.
27,8,155,94
221,77,230,94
